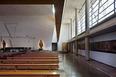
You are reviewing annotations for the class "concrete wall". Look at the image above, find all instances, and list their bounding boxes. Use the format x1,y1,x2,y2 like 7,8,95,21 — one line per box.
73,42,76,53
78,49,85,56
78,40,85,56
76,16,116,67
78,31,116,67
91,51,116,68
0,16,54,50
90,31,116,67
52,25,57,43
58,24,70,51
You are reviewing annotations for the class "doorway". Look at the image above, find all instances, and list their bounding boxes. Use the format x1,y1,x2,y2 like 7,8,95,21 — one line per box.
52,43,57,51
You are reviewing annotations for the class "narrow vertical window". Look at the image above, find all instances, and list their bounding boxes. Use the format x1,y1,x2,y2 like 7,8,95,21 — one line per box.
72,19,75,38
77,3,85,35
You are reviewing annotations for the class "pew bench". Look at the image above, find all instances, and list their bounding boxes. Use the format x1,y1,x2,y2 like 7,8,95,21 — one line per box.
0,64,59,70
0,59,59,64
7,57,59,60
18,52,58,57
0,70,59,77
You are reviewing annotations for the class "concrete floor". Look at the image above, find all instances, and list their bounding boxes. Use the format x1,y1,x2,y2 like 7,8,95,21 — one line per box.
58,53,109,77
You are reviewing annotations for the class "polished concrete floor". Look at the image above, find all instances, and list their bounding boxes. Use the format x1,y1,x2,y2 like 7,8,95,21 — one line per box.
58,53,109,77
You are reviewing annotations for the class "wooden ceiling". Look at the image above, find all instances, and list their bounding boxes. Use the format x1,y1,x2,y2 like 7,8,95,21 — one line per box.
0,0,65,42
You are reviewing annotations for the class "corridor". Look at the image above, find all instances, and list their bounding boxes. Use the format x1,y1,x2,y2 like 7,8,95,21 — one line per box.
59,53,109,77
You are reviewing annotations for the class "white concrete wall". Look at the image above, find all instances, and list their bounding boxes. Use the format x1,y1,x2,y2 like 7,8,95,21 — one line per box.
58,24,69,51
78,40,85,56
73,42,76,53
78,31,116,67
76,16,116,67
52,25,57,43
90,31,116,67
91,31,116,42
78,49,85,56
91,51,116,67
0,37,52,50
0,16,54,50
0,38,33,48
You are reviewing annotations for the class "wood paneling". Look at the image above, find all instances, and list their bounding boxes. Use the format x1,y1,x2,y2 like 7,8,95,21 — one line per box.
62,43,68,51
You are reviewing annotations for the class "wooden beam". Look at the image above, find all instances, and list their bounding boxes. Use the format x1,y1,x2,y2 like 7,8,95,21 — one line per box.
0,0,56,4
54,0,64,42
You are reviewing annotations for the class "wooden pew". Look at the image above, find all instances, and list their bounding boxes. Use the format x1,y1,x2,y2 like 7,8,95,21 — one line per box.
0,70,59,77
0,59,59,64
17,52,58,57
0,52,25,59
0,64,15,70
0,51,60,77
0,64,59,70
7,57,59,60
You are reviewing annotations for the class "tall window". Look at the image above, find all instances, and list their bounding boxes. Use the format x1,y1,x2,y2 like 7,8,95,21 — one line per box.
72,19,75,38
89,0,115,28
77,3,85,35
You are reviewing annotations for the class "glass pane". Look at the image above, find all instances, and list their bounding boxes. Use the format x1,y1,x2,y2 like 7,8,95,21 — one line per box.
72,19,75,38
89,0,115,28
77,3,85,35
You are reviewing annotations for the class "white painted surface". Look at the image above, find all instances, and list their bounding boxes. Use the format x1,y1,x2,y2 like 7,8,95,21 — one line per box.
62,0,85,24
58,24,69,51
78,32,116,67
0,5,53,16
90,31,116,67
73,42,76,53
78,49,116,67
78,49,85,56
91,31,116,42
52,25,57,42
91,51,116,67
60,0,116,68
0,5,54,50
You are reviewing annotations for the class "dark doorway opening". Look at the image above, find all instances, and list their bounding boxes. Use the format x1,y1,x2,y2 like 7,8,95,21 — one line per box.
52,43,57,51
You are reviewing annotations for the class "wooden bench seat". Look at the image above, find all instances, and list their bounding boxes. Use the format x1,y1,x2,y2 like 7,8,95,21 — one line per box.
0,52,25,59
0,59,59,64
0,70,59,77
17,52,58,57
0,64,59,70
7,57,59,60
0,65,15,69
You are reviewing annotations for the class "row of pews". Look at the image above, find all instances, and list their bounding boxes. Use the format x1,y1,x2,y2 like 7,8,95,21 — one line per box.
0,51,60,77
0,52,25,59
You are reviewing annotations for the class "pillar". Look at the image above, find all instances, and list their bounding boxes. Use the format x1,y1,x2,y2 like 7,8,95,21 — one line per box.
85,0,90,60
75,8,78,36
70,19,72,38
75,8,79,56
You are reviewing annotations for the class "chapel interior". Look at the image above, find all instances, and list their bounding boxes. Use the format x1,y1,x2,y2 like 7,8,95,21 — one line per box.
0,0,116,77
